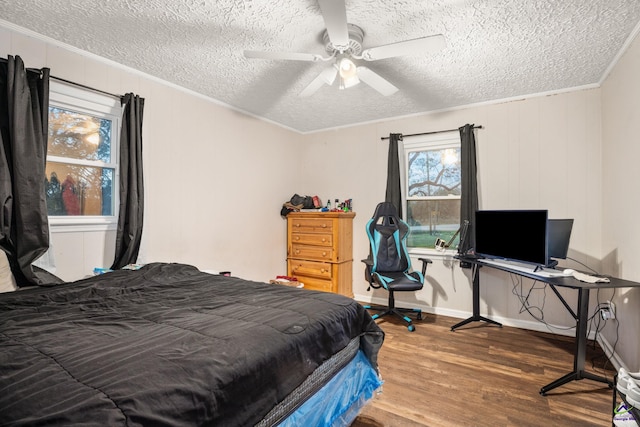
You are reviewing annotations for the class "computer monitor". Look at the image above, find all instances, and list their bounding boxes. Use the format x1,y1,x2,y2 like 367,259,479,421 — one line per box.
548,219,573,260
475,210,549,266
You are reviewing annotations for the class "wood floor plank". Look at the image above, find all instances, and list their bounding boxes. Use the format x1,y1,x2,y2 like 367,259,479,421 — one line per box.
351,312,617,427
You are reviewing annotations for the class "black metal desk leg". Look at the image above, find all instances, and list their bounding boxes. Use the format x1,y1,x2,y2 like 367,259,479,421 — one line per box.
574,288,589,374
540,288,612,394
451,264,503,331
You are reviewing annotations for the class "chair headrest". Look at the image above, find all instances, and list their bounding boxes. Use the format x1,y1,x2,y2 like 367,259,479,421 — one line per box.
371,202,401,227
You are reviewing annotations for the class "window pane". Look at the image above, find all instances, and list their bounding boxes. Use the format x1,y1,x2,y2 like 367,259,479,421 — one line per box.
408,148,461,197
45,163,113,216
48,107,112,162
406,199,461,248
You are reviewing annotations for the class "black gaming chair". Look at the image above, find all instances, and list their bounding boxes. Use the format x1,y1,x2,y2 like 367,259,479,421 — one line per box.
362,202,432,332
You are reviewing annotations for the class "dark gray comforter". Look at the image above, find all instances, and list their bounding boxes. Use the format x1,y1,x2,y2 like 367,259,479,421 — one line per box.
0,263,383,426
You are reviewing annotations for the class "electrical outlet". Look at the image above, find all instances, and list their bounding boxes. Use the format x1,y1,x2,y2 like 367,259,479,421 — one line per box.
601,301,616,320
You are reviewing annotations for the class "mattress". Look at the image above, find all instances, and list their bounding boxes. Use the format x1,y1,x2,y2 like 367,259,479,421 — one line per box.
0,263,384,426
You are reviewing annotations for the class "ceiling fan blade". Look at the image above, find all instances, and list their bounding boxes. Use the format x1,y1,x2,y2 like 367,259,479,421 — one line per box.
356,66,398,96
244,50,323,62
361,34,446,61
299,67,338,97
317,0,349,50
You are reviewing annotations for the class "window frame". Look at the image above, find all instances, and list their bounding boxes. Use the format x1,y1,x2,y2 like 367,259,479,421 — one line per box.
47,81,121,232
401,131,462,255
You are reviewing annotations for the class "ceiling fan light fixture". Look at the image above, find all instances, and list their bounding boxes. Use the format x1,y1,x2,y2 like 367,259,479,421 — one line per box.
338,57,357,79
337,57,360,89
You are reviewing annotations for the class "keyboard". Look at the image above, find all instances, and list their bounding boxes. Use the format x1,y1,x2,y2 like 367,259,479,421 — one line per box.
479,259,611,282
479,259,570,278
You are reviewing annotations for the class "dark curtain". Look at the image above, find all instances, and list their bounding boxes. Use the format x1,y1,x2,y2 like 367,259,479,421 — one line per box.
458,124,478,255
0,55,51,285
111,93,144,270
385,133,403,217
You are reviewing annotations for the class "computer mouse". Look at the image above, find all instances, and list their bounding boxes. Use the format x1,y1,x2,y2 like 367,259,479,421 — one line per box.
563,268,576,275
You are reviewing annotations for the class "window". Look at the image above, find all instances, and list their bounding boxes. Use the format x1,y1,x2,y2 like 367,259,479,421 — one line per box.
403,132,461,250
46,81,121,229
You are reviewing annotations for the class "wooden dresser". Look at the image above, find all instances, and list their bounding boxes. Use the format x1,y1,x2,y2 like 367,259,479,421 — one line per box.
287,211,355,298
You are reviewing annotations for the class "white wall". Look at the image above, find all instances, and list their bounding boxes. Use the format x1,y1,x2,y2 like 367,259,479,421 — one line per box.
601,29,640,372
1,23,300,283
137,80,300,282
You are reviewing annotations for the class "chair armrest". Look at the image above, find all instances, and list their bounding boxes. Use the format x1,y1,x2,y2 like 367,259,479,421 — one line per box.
418,257,433,276
361,258,381,289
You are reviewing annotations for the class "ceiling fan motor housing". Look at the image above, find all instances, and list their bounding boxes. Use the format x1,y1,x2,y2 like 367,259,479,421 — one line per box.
323,23,364,55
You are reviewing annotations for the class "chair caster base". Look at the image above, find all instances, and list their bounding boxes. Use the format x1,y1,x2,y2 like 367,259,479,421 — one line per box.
365,305,422,331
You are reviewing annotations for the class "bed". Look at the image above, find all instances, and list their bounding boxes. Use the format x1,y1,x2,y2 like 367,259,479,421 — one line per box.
0,263,384,426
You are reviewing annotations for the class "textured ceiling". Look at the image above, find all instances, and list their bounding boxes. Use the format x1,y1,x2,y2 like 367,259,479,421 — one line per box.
2,0,640,133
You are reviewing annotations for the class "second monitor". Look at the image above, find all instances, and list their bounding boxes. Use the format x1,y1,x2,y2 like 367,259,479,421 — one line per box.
547,218,574,266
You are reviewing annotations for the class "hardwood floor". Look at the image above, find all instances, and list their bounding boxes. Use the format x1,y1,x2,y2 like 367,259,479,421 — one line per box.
351,312,617,427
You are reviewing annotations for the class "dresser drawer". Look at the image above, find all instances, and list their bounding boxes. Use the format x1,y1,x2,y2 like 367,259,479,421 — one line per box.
288,259,333,280
295,275,334,293
289,217,333,233
290,244,334,261
290,232,332,246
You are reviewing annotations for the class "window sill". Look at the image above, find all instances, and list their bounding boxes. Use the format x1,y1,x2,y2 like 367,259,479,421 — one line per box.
49,217,117,233
408,247,458,258
50,224,117,233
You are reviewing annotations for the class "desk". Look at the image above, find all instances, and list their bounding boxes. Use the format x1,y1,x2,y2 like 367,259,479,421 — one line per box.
453,257,640,395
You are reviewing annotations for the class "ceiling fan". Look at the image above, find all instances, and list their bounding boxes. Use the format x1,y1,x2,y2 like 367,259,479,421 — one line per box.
243,0,446,97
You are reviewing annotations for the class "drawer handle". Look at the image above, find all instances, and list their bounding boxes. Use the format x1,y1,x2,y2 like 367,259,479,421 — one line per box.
295,223,300,227
322,224,327,228
321,238,326,242
295,236,300,241
322,252,327,257
295,250,300,255
320,268,326,273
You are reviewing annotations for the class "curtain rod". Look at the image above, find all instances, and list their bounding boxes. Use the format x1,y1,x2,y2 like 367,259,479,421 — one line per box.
50,75,122,100
1,57,122,99
380,125,483,140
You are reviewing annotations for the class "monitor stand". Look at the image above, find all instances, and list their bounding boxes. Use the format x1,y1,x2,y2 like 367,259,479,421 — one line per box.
535,259,558,272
